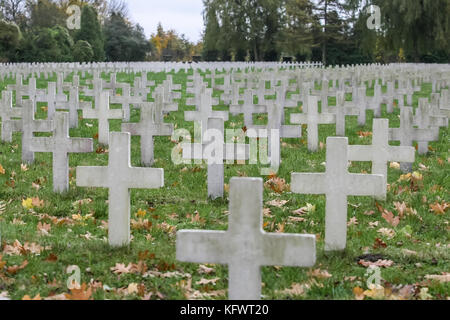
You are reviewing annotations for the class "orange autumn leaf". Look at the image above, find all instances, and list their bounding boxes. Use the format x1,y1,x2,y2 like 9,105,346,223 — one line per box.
22,294,42,300
429,202,449,215
7,260,28,275
0,164,5,175
31,197,44,208
381,211,400,227
65,283,92,300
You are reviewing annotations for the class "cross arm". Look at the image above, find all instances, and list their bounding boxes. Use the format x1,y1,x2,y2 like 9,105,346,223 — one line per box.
290,113,308,124
347,173,385,197
411,128,439,142
347,145,375,162
126,167,164,189
387,146,415,163
68,138,94,153
291,173,327,195
33,120,53,132
261,233,316,267
76,166,110,188
176,230,228,264
121,123,142,136
29,137,55,152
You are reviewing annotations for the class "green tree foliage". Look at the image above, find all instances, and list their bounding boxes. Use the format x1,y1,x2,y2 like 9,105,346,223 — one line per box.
73,40,94,62
29,0,66,29
75,5,104,61
0,18,21,61
103,13,150,61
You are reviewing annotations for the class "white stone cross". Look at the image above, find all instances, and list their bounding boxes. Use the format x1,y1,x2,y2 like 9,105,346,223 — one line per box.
291,95,335,152
182,118,248,199
110,83,144,122
184,88,229,142
4,99,53,164
176,177,316,300
121,89,173,167
82,91,123,146
30,112,93,193
0,91,22,142
229,89,267,126
76,132,164,247
366,83,383,118
291,137,385,251
247,100,302,171
389,107,439,172
414,98,447,155
326,91,359,136
348,119,415,199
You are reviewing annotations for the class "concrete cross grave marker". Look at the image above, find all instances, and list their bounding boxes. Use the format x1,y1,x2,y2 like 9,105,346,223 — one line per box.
110,83,144,122
247,100,302,172
229,89,267,127
184,88,229,142
30,112,93,193
348,119,415,200
0,91,22,142
82,91,123,146
182,118,249,199
3,99,53,164
291,137,385,251
326,91,359,136
389,107,439,172
414,98,447,155
76,132,164,247
366,83,383,118
176,177,316,300
121,89,173,167
291,95,335,152
355,86,369,126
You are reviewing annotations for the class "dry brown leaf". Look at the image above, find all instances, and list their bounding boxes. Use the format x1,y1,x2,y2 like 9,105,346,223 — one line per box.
195,277,220,286
198,265,215,275
307,268,332,279
22,294,41,300
424,273,450,283
111,263,133,275
264,176,290,194
429,202,449,215
277,283,306,297
65,283,92,300
358,259,394,268
37,222,51,235
377,228,396,239
353,287,365,300
382,211,400,227
6,260,28,275
266,199,289,208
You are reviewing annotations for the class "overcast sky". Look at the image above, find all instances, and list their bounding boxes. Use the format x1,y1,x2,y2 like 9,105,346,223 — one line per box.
127,0,204,43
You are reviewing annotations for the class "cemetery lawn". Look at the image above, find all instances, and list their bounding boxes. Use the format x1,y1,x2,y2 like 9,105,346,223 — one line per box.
0,72,449,300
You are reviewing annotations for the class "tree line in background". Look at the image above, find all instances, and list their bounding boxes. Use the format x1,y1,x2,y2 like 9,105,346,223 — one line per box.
0,0,202,63
0,0,449,65
202,0,450,64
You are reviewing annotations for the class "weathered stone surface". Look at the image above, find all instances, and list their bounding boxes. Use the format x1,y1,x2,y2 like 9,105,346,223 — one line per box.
292,137,385,251
77,132,164,247
176,177,316,300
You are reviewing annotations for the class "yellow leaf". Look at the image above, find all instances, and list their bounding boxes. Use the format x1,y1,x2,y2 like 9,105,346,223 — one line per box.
353,287,365,300
136,209,147,218
22,198,33,210
0,164,5,175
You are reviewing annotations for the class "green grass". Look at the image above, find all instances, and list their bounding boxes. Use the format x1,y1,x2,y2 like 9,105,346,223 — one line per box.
0,71,448,300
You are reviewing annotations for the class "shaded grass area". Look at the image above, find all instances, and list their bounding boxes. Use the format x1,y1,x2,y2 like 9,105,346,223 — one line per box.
0,71,448,300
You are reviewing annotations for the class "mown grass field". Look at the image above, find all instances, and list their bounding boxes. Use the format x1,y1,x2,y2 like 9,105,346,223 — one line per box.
0,70,448,300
